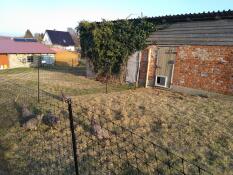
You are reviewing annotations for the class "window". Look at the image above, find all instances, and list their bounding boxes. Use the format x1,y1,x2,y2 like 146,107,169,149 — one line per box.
27,56,34,63
41,55,55,65
155,75,167,87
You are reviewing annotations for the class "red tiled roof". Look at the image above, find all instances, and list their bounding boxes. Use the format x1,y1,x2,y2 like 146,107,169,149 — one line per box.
0,37,55,54
0,36,11,39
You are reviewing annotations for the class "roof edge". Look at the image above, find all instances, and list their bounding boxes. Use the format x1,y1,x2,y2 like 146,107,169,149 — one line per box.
94,9,233,24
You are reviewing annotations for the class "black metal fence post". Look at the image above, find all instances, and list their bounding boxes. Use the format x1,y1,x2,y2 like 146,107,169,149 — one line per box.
67,98,79,175
37,56,40,103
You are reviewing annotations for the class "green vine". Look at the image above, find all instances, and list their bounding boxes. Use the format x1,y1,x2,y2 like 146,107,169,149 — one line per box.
77,19,156,76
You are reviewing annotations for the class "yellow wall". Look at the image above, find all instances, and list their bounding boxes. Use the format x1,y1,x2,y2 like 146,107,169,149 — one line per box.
8,54,55,68
55,51,80,67
8,54,37,68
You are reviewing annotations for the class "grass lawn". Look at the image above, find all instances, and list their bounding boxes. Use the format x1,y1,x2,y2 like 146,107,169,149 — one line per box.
0,66,232,174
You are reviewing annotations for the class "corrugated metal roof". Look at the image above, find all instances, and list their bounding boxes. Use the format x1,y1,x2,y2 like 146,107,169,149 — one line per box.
136,10,233,24
105,10,233,24
147,19,233,46
0,37,55,54
46,30,75,47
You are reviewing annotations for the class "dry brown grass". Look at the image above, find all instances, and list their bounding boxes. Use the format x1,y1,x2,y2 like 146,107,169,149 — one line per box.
0,67,232,174
72,88,233,174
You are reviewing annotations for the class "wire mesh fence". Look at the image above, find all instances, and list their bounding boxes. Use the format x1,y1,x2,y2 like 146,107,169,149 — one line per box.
0,83,77,174
0,65,214,175
71,103,213,175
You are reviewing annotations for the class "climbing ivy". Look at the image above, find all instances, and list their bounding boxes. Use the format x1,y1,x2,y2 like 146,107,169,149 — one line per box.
77,19,156,76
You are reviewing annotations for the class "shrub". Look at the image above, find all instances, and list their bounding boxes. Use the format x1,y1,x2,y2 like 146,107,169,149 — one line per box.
77,19,156,80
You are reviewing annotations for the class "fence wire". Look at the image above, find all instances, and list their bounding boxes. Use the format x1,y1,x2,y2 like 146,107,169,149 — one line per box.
0,65,213,175
70,103,213,175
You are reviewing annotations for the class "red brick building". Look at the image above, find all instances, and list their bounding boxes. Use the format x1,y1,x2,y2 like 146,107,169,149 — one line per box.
127,11,233,95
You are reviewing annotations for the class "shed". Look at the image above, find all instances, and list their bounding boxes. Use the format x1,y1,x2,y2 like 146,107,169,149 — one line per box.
127,10,233,95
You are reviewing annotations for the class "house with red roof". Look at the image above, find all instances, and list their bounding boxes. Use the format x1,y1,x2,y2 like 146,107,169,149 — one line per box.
0,37,55,69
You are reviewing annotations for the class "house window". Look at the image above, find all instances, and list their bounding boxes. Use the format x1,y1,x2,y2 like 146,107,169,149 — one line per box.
155,75,167,87
27,56,34,63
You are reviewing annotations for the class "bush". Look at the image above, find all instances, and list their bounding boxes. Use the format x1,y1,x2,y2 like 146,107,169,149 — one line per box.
77,19,156,79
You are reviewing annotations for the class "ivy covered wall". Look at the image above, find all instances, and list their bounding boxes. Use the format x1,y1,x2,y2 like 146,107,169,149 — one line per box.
77,19,156,80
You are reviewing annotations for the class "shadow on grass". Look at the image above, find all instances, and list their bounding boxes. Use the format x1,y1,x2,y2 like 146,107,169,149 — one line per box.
40,83,135,99
0,144,11,175
40,65,86,76
41,89,62,101
0,125,14,175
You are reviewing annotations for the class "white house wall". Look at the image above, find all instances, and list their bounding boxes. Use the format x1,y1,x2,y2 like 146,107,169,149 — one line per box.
47,44,75,51
126,52,140,83
43,32,52,45
65,46,75,51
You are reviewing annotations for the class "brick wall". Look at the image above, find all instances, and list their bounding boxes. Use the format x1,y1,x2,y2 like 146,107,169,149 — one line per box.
138,49,148,84
173,45,233,95
138,46,158,86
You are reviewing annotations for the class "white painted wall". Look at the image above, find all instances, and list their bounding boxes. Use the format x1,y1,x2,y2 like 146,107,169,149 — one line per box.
126,52,140,83
86,58,96,78
43,32,52,45
50,44,75,51
65,46,75,51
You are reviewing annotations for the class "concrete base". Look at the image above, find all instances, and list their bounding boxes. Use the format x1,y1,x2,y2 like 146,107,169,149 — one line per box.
171,85,233,100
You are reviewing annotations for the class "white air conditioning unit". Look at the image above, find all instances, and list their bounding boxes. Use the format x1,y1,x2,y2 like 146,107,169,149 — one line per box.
155,75,168,88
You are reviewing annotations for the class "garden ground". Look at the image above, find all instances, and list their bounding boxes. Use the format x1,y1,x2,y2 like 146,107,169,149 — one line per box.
0,66,232,174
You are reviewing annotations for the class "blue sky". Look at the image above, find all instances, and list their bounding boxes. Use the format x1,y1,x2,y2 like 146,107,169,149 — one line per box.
0,0,233,36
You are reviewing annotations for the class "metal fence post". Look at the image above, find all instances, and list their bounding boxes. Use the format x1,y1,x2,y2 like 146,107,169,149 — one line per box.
67,98,79,175
37,56,40,103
